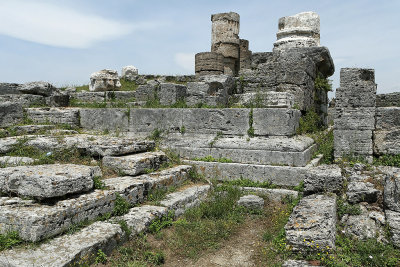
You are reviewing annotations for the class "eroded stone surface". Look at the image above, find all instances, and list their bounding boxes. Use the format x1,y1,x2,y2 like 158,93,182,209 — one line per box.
26,107,80,126
0,156,35,167
303,165,343,195
0,102,23,127
18,81,57,96
383,167,400,212
0,164,97,199
102,151,167,176
241,187,298,202
285,194,336,251
237,195,264,209
89,69,121,92
347,181,379,204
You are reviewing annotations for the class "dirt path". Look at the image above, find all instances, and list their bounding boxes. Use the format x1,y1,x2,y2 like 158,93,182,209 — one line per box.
152,217,266,267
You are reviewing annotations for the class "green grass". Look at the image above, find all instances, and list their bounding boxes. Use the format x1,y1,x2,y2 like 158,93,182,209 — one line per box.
310,129,334,164
120,79,138,91
297,108,323,135
315,73,333,93
112,194,132,216
374,154,400,168
336,198,361,219
0,231,23,251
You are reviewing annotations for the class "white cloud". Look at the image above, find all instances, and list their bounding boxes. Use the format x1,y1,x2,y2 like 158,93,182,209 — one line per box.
0,1,138,48
174,53,195,71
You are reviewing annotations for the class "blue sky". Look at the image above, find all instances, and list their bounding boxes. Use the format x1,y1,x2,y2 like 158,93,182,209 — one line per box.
0,0,399,96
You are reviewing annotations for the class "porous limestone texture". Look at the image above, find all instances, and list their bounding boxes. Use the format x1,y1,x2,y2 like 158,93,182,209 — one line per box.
79,108,129,132
195,52,224,76
185,160,309,187
211,12,240,48
239,39,252,70
186,81,229,107
0,164,98,199
0,134,154,157
168,135,315,167
241,188,298,202
386,210,400,247
89,69,121,92
334,68,376,161
233,91,294,108
0,221,126,267
117,205,168,235
18,81,57,96
135,80,160,102
347,181,379,204
121,65,138,79
374,107,400,155
0,83,20,95
341,207,385,241
0,94,45,107
285,194,337,251
274,11,320,50
159,83,187,106
383,167,400,212
26,107,80,126
237,195,264,209
198,74,235,95
283,260,316,267
102,151,168,176
252,108,300,136
160,184,211,217
0,156,35,167
376,92,400,107
46,93,70,107
0,102,23,127
303,165,343,195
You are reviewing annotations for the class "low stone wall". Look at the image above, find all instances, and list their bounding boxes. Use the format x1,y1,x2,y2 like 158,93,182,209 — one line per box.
374,107,400,155
376,92,400,107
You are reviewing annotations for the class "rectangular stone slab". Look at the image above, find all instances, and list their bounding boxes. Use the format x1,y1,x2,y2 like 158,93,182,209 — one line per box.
285,194,337,251
0,164,97,199
102,151,168,176
26,107,80,126
252,108,300,136
79,108,129,132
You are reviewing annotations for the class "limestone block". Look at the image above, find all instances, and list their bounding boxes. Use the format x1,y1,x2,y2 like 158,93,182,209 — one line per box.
182,108,249,135
275,48,317,82
0,102,23,127
213,42,239,58
0,94,45,107
117,205,168,235
237,195,264,209
375,107,400,130
347,181,380,204
234,92,294,108
160,184,210,217
0,164,97,199
385,210,400,247
376,92,400,107
334,129,373,159
26,107,80,126
121,65,138,79
46,94,70,107
0,221,125,267
211,12,240,46
102,152,167,176
274,11,320,50
252,108,300,136
0,83,20,95
186,81,228,106
241,188,298,202
89,69,121,92
239,39,252,70
79,108,129,132
0,156,35,167
135,80,160,102
303,165,343,195
70,91,106,102
334,107,376,130
285,194,337,251
374,129,400,155
383,167,400,212
341,209,384,240
129,108,183,134
198,74,235,95
283,260,315,267
159,83,187,106
18,81,57,96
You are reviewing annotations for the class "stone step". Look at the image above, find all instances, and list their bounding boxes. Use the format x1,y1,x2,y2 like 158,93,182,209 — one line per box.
160,184,211,217
0,164,100,200
0,156,35,167
0,134,155,156
102,151,168,176
166,134,315,167
0,221,126,267
285,194,337,251
0,165,192,242
26,108,80,126
184,160,319,187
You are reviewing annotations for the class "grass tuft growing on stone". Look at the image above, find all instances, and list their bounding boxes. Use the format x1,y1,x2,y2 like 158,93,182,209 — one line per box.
336,198,361,219
192,155,233,163
112,194,132,216
0,231,23,251
374,154,400,168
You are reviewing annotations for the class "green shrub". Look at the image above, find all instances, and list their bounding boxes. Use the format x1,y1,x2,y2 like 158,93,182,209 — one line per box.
112,194,131,216
337,198,361,219
247,108,255,137
0,231,22,251
315,73,332,93
374,154,400,168
93,176,107,190
297,108,322,134
95,249,108,264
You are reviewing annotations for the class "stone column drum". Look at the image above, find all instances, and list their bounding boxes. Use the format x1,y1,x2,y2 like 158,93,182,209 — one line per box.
211,12,240,75
195,52,224,76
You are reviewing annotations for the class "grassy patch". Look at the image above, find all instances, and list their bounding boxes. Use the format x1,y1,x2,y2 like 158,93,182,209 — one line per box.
336,198,361,219
310,129,334,164
315,73,332,93
0,231,23,251
120,79,138,91
374,154,400,168
297,108,323,135
247,108,255,137
112,194,132,216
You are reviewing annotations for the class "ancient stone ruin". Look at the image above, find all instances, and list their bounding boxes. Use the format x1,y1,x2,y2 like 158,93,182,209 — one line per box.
0,10,399,267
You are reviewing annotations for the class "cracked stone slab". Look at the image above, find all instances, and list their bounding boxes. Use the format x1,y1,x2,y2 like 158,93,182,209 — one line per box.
237,195,264,209
304,165,343,195
241,187,298,202
0,134,155,156
0,156,35,167
117,205,168,235
285,194,337,251
0,164,98,199
102,151,168,176
26,107,80,126
347,181,380,204
383,167,400,212
160,184,211,217
0,221,125,267
385,210,400,247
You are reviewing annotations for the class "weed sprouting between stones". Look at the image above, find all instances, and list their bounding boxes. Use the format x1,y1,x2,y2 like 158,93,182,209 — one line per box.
95,249,108,264
336,198,361,219
112,194,132,216
0,231,23,252
148,211,175,235
374,154,400,168
93,176,107,190
192,155,233,163
247,108,255,137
